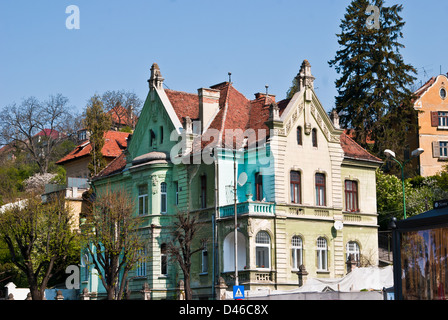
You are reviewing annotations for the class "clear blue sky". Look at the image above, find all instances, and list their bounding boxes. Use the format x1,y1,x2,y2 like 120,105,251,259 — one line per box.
1,0,447,115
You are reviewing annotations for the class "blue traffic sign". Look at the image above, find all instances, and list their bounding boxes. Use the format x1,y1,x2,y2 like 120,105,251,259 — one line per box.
233,285,245,299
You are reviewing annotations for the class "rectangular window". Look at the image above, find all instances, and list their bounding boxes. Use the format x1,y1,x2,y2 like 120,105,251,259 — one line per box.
138,185,148,215
290,171,301,204
255,172,263,201
315,173,326,206
136,249,146,277
345,180,359,212
439,112,448,127
174,182,179,206
200,175,207,208
161,244,167,276
256,247,269,269
161,182,167,214
201,242,208,273
440,142,448,158
317,238,328,271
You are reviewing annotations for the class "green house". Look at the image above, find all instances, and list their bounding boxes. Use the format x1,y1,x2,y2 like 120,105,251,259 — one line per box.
83,61,382,300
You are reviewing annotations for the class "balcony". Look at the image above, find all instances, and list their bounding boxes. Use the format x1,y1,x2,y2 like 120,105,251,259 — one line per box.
219,201,275,218
221,270,276,287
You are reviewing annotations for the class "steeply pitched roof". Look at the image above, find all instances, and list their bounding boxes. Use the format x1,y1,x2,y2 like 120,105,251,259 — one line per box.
96,82,381,178
340,132,382,164
56,131,129,164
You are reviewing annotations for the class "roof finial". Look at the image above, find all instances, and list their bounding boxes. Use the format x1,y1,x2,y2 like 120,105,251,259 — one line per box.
228,72,232,84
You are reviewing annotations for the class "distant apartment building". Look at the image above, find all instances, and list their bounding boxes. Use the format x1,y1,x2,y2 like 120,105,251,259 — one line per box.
410,74,448,176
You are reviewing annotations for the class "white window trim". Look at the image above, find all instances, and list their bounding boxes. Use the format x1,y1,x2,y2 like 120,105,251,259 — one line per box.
255,231,271,270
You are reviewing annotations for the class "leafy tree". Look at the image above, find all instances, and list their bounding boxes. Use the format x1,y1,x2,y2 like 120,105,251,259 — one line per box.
83,95,111,177
376,169,448,229
82,188,145,300
328,0,417,157
0,194,79,300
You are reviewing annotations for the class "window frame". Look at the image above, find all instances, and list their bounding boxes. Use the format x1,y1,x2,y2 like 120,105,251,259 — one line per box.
290,171,301,204
346,241,360,263
200,175,207,208
316,237,328,271
291,236,303,270
297,126,303,146
136,248,147,277
344,180,359,212
160,182,167,214
255,172,263,201
255,231,271,269
315,173,326,206
138,185,149,216
312,128,318,148
160,243,168,276
201,241,208,274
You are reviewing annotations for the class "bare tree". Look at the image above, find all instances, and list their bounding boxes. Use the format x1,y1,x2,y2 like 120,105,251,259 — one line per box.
167,210,206,300
101,90,142,130
0,94,76,173
82,188,146,300
0,193,78,300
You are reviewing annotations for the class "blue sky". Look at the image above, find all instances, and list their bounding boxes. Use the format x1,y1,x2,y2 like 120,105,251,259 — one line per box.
0,0,447,115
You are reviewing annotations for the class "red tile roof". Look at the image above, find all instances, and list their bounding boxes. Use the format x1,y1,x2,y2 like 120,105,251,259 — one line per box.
108,105,137,127
94,152,127,178
96,84,381,178
340,132,382,163
56,131,129,164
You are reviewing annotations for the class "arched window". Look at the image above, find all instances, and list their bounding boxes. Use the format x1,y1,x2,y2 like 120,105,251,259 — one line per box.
297,126,303,145
256,231,271,269
161,182,167,214
291,236,303,270
317,237,328,271
223,232,247,272
290,171,301,204
312,128,318,148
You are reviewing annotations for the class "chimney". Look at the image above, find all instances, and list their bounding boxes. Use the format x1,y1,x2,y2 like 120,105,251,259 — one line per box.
198,88,220,131
148,63,164,90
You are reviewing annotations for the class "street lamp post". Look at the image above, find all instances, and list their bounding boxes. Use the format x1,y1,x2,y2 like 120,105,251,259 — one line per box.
384,148,424,220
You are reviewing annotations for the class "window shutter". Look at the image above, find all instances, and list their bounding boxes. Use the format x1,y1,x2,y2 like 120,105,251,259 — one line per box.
431,112,439,127
433,141,441,158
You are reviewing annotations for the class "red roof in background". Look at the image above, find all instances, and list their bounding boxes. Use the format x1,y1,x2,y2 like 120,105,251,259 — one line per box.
108,105,137,127
35,129,63,139
56,130,129,164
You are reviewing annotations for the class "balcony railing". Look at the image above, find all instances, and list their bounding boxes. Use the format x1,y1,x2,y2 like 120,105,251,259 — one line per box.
219,201,275,218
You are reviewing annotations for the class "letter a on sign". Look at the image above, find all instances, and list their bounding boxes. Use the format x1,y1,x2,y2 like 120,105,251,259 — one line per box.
233,286,245,300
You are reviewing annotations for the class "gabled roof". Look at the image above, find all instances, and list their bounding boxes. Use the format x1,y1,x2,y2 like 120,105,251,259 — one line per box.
56,131,129,164
95,69,381,178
